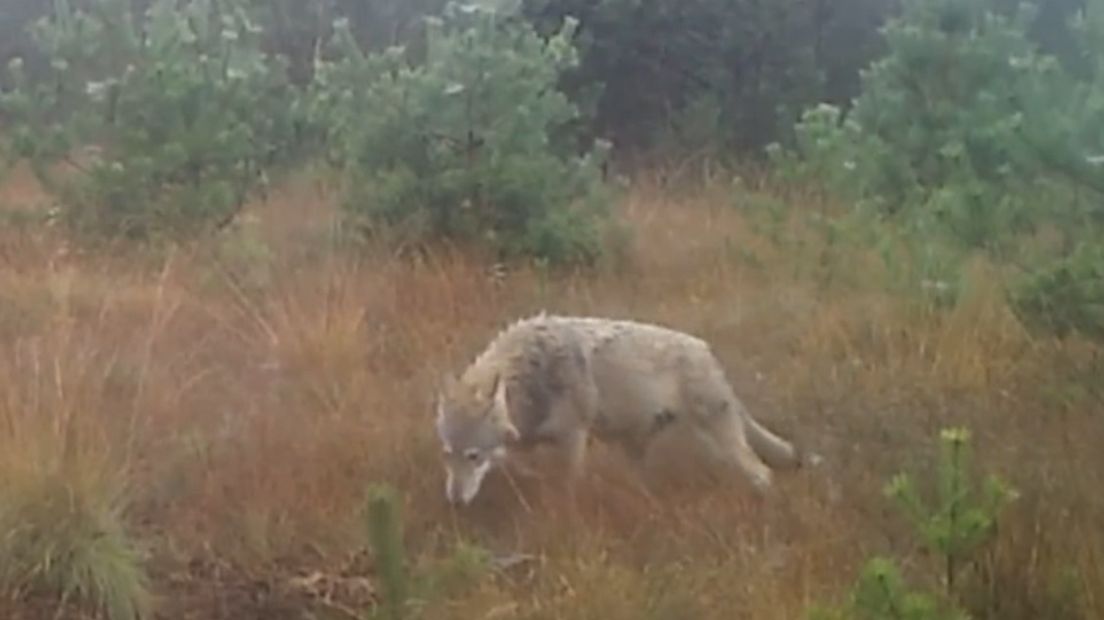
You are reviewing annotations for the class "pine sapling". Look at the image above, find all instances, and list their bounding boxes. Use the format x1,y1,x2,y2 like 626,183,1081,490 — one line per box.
807,426,1018,620
884,427,1019,598
807,556,969,620
365,484,409,620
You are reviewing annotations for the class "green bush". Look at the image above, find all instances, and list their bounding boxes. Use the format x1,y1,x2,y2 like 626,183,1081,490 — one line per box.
774,0,1061,234
772,0,1104,339
808,557,968,620
0,0,301,240
1010,241,1104,342
766,103,871,200
0,462,151,620
309,1,615,264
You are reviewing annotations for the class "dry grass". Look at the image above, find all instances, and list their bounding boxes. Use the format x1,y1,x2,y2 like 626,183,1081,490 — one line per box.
0,170,1101,619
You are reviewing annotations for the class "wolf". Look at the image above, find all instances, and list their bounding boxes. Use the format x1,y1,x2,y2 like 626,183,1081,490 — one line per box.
434,313,818,505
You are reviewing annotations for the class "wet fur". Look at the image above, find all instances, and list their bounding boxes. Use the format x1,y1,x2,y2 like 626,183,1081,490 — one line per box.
435,313,817,503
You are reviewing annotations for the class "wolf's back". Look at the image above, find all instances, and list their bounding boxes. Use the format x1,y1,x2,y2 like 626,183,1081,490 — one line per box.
521,317,713,441
561,316,806,470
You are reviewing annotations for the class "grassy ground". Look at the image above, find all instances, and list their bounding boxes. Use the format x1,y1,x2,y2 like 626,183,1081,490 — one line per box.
0,166,1101,619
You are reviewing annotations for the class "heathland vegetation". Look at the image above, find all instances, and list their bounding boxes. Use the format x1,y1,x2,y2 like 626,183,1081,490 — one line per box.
0,0,1101,618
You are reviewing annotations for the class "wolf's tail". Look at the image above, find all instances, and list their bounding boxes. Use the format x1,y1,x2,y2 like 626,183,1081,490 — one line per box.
745,414,819,470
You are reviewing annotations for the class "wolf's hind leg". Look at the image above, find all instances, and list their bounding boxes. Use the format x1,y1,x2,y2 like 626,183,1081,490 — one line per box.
694,410,773,492
557,427,589,480
550,428,589,514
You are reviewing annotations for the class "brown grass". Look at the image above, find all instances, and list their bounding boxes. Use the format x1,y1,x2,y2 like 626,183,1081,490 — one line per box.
0,171,1101,619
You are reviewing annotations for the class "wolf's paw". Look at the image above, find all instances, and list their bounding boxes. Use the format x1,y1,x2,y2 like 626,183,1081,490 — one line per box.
750,469,773,492
798,449,824,469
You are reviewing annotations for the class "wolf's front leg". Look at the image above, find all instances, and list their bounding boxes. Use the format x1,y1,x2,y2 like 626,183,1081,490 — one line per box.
554,428,589,516
558,428,590,482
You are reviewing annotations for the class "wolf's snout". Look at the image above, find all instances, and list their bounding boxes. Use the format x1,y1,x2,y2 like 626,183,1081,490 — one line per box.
445,471,463,504
443,460,491,505
446,477,478,505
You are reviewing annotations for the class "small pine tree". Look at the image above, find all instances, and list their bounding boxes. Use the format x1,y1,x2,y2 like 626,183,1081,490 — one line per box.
778,0,1062,247
773,0,1104,341
365,484,410,620
361,484,495,618
1009,0,1104,342
884,428,1018,598
808,557,968,620
309,1,615,265
1009,240,1104,342
0,0,300,240
807,427,1017,620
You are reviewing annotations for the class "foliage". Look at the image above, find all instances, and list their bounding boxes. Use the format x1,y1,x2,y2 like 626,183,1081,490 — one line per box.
362,483,494,619
773,0,1061,237
1019,0,1104,198
6,0,1095,161
310,1,615,264
365,483,410,620
0,461,151,620
807,557,967,620
766,103,870,200
884,428,1018,596
245,0,452,88
0,0,300,240
771,0,1104,338
420,538,492,601
1010,241,1104,341
807,427,1017,620
523,0,842,156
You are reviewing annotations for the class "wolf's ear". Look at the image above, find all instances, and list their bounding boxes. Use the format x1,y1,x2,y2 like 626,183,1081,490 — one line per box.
488,375,519,443
502,420,520,444
489,373,507,413
435,402,448,442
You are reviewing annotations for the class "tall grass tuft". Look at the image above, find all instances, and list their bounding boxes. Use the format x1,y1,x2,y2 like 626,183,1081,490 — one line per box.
0,455,151,620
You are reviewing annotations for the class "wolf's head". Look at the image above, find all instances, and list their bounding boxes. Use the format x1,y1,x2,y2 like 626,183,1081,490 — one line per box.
434,373,519,505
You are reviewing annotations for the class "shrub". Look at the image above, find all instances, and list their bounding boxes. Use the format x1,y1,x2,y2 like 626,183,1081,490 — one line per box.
0,0,301,240
766,102,872,201
771,0,1104,339
808,557,968,620
1009,241,1104,342
774,0,1062,234
884,428,1018,598
807,427,1017,620
309,1,615,265
0,459,151,620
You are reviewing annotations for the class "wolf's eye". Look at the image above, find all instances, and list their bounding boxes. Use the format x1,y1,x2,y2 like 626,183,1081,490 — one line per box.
464,450,480,462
